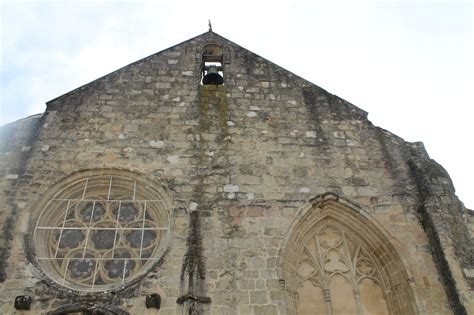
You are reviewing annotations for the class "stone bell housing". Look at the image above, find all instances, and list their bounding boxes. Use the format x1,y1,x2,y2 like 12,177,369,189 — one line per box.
0,29,473,314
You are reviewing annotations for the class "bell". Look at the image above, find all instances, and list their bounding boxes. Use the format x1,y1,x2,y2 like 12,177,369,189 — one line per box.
202,66,224,85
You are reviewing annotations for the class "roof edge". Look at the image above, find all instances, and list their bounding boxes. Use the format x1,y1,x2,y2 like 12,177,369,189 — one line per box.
46,31,212,106
0,113,43,129
46,30,368,119
208,33,369,118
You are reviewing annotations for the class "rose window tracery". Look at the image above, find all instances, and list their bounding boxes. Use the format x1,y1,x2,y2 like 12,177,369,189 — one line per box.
33,173,170,292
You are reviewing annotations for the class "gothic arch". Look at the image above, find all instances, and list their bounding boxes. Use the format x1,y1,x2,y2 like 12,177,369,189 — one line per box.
279,193,418,315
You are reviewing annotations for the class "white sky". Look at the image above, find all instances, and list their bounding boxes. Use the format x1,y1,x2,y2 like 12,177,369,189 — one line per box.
1,0,473,208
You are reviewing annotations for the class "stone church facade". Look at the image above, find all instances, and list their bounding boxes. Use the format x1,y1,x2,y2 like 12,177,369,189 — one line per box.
0,30,473,314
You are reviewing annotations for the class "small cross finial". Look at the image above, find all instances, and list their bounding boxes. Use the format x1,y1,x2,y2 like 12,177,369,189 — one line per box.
208,20,212,32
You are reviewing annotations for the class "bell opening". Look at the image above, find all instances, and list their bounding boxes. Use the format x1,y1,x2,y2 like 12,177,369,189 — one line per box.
202,63,224,85
201,44,224,85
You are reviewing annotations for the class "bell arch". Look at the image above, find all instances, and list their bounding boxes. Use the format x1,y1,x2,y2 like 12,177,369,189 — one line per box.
201,43,224,85
279,193,418,315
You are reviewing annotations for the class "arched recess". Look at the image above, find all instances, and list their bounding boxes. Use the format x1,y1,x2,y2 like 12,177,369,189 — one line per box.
279,193,418,315
46,302,129,314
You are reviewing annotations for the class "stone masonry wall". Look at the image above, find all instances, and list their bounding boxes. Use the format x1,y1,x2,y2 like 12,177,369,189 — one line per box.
0,31,472,314
0,114,44,283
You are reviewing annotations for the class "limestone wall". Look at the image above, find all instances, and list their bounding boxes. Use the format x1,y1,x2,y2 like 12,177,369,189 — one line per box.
0,31,471,314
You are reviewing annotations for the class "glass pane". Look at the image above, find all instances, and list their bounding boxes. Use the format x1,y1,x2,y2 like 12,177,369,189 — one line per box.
112,247,134,260
79,202,106,223
102,259,126,281
101,259,137,282
89,229,116,251
64,201,105,227
125,229,143,249
113,202,141,224
142,230,158,249
58,229,87,249
68,258,97,280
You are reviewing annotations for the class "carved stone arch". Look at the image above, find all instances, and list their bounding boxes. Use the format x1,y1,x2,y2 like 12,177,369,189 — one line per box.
279,193,419,315
46,303,129,315
196,40,232,64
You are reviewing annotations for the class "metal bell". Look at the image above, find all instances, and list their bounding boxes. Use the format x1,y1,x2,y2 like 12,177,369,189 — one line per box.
202,66,224,85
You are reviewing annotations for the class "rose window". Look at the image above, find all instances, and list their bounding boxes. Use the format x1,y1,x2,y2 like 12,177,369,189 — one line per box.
33,173,170,292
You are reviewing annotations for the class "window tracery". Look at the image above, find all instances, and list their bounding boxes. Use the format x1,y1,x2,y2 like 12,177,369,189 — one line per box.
296,222,389,315
33,173,170,292
281,195,418,315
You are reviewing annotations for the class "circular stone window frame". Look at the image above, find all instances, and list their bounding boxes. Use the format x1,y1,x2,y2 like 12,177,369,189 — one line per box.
27,169,173,294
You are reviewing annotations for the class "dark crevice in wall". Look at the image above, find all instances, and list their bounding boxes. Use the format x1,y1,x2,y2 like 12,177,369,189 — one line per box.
179,85,229,314
0,204,18,282
408,156,470,315
375,128,413,197
301,86,329,148
179,207,207,315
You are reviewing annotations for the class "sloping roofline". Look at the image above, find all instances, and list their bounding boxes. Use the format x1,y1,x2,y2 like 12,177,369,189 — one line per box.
45,30,367,117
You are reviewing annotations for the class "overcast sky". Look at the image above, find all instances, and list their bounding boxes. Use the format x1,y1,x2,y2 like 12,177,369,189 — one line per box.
1,0,472,208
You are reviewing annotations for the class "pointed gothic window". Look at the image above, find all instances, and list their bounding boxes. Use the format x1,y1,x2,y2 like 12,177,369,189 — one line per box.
281,194,418,315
